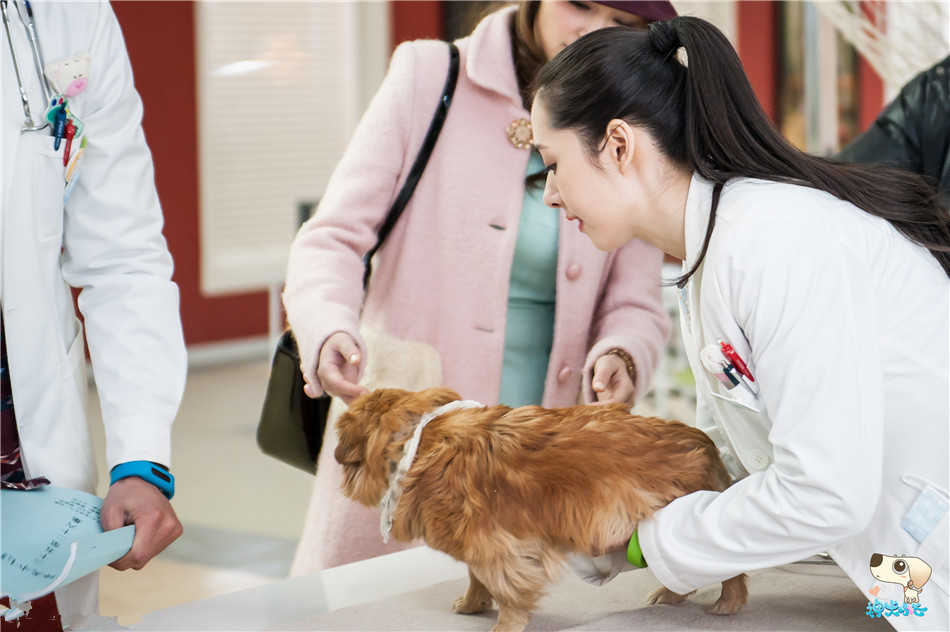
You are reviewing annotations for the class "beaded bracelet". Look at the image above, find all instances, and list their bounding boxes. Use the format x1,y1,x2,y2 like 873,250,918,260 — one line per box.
606,347,637,386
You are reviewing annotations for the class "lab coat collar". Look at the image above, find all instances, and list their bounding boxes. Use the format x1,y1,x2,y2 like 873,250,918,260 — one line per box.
464,5,525,111
682,172,718,273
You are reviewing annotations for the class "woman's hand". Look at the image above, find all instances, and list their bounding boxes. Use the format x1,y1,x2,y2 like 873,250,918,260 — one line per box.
591,351,636,405
566,540,639,586
308,331,368,404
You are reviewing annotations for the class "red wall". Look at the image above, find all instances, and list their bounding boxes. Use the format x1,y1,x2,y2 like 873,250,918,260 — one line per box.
737,1,778,122
391,1,443,47
112,1,268,346
857,0,885,130
858,58,884,130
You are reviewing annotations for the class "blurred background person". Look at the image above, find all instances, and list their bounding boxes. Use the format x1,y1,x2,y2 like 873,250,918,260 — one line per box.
1,0,186,627
282,0,676,575
838,54,949,200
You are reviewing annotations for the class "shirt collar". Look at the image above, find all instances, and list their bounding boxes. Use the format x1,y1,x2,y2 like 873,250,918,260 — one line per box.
464,5,525,111
682,172,717,273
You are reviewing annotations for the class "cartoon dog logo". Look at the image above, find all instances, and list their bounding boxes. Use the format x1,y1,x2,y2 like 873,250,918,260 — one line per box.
870,554,932,604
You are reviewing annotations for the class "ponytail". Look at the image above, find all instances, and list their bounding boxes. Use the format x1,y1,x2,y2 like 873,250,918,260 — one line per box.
535,18,950,280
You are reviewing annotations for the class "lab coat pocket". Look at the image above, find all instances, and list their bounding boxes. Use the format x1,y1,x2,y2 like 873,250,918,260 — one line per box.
26,134,67,244
708,391,772,473
903,477,949,596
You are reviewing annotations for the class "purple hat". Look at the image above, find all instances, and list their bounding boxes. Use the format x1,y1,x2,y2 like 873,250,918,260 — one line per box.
594,1,678,23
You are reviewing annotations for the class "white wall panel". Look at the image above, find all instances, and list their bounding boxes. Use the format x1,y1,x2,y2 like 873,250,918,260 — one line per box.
197,1,388,295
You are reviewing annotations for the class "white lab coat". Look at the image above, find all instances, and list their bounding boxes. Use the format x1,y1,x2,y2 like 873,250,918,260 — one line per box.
638,175,949,630
0,1,186,623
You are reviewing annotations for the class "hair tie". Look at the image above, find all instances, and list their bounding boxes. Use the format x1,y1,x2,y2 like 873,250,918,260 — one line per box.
648,20,680,60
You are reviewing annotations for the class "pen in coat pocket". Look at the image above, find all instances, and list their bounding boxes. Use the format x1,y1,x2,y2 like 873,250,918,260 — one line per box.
723,364,757,398
720,340,754,382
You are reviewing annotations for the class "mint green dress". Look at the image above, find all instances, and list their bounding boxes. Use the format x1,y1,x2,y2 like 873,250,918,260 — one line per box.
498,151,559,407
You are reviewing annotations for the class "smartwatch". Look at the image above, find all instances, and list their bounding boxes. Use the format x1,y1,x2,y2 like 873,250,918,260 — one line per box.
110,461,175,499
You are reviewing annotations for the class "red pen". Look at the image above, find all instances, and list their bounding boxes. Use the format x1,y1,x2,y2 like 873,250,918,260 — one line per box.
720,341,754,382
63,119,76,167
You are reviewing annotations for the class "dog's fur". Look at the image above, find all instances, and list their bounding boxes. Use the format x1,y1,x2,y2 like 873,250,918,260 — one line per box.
335,387,747,631
870,554,933,604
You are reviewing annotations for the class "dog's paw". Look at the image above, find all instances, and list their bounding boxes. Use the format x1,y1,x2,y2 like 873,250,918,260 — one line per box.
490,622,527,632
648,586,690,606
708,575,747,615
708,594,745,615
453,594,492,614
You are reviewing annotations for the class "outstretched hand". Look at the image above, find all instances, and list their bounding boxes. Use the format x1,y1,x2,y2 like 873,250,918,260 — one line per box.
307,331,368,404
566,548,638,586
591,352,635,405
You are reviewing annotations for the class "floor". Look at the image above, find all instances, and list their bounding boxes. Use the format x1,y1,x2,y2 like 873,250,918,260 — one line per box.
84,359,315,626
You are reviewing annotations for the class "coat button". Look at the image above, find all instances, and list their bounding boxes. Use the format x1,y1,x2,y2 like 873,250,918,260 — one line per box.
557,366,572,383
566,263,582,280
748,451,770,470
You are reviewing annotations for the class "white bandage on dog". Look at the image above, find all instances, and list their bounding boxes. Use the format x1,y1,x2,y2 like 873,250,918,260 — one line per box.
379,399,484,542
566,550,638,586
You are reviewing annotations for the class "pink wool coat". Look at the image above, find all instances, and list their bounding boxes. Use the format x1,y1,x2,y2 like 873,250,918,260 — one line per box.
283,6,670,573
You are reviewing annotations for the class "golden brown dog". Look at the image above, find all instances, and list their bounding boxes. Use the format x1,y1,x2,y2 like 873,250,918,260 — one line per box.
334,387,747,631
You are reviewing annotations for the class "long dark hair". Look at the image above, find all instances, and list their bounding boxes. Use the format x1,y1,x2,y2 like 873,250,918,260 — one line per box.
533,18,950,281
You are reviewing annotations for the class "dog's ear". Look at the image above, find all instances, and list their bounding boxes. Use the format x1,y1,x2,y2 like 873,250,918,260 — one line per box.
345,389,411,423
335,388,411,465
364,389,422,464
909,558,933,590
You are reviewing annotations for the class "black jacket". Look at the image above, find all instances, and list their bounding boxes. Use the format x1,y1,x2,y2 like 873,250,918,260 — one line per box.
838,55,949,198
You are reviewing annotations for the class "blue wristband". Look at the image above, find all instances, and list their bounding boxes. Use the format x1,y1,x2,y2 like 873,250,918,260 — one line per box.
110,461,175,499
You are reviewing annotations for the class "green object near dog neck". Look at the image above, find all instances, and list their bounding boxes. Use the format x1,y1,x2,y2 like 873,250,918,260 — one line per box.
627,529,648,568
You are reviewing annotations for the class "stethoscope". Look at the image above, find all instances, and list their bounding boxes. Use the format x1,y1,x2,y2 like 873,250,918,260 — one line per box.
1,0,52,132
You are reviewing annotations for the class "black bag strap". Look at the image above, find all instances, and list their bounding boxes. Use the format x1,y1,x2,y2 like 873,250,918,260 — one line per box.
362,42,460,288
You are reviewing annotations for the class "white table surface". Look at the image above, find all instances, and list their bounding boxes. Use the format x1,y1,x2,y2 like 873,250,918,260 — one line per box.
115,546,890,632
